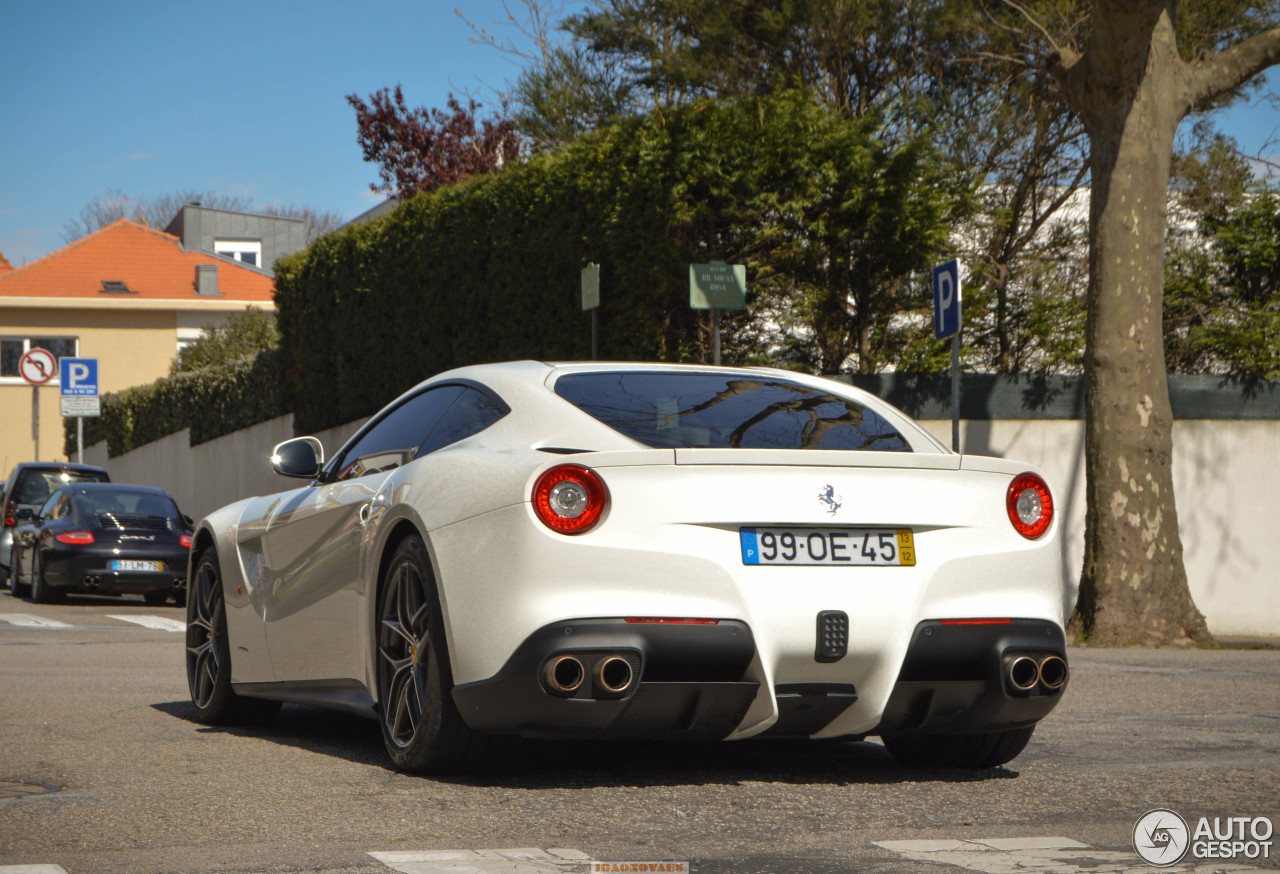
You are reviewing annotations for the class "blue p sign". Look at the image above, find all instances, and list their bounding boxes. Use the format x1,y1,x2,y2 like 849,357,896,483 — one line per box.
933,260,961,340
60,358,99,396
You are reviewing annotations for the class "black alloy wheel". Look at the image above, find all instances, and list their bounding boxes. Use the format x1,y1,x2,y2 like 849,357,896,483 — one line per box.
376,535,493,773
29,551,64,604
185,547,279,725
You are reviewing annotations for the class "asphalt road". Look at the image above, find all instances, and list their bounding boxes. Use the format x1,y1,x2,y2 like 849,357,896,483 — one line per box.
1,592,1277,874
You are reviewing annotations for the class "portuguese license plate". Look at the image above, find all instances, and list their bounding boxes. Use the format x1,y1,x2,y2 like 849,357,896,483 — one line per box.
111,560,162,572
740,527,915,567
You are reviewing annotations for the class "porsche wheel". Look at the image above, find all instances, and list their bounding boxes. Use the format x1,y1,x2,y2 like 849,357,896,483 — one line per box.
185,547,279,725
376,535,492,773
30,553,64,604
882,725,1036,769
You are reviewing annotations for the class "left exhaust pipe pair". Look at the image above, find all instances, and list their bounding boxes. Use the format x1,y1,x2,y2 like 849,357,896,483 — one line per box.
542,654,635,697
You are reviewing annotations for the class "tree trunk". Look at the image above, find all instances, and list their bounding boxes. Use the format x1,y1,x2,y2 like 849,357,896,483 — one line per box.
1055,3,1212,645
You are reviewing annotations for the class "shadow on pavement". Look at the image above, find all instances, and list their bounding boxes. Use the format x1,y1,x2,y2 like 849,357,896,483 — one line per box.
151,699,1022,789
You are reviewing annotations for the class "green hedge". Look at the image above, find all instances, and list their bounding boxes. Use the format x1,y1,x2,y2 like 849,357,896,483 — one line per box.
276,95,961,433
65,347,288,458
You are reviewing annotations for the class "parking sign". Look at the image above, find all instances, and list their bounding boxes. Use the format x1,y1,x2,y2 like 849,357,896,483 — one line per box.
933,260,961,340
60,357,99,396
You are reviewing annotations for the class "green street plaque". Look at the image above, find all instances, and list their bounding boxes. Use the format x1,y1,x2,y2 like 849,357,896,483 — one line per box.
689,261,746,310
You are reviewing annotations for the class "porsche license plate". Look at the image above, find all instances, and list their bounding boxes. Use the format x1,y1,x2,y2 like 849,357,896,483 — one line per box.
112,560,162,572
740,527,915,567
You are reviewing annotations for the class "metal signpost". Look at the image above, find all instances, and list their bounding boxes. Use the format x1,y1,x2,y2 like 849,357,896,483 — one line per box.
59,357,100,464
18,347,57,461
581,263,600,360
932,259,962,452
689,261,747,366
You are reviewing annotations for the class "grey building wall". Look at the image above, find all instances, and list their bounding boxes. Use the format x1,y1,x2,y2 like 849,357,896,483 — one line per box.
165,205,306,274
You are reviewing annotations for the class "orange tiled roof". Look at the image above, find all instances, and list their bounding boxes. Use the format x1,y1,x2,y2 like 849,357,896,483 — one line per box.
0,219,274,302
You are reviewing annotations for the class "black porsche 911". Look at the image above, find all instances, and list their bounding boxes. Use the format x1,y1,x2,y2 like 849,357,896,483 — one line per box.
10,483,193,604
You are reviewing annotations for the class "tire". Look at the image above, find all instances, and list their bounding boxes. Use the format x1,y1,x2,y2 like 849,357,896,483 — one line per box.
882,725,1036,769
30,552,65,604
9,560,29,599
185,547,280,725
376,535,494,774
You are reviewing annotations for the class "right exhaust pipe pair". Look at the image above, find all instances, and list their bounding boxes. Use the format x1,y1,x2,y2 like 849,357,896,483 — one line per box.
543,654,635,697
1007,653,1069,693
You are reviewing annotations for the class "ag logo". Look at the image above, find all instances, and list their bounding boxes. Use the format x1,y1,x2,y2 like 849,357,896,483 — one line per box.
1133,808,1190,866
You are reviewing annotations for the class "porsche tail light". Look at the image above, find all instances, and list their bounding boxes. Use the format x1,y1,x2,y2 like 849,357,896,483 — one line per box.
4,501,15,528
55,531,94,545
1007,473,1053,539
532,464,608,534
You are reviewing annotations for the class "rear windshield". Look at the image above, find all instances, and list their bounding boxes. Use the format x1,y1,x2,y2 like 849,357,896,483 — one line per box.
13,469,109,505
74,490,179,520
554,371,910,452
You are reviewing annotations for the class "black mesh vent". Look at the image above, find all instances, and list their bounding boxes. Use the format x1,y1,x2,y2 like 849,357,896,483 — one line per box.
96,514,172,532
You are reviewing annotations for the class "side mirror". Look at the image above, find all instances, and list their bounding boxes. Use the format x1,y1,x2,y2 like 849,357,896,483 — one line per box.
271,437,325,479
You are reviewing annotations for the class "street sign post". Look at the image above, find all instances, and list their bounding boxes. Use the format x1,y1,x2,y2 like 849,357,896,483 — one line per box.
19,348,57,461
932,260,962,452
689,261,747,366
60,357,100,463
581,263,600,360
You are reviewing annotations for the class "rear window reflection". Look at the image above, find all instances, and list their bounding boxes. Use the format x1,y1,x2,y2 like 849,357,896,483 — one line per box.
554,372,909,452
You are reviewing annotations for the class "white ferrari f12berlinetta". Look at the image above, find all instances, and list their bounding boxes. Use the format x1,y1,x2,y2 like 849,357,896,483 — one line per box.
186,361,1071,772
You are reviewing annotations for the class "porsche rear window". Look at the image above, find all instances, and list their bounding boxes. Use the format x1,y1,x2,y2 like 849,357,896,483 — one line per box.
554,371,910,451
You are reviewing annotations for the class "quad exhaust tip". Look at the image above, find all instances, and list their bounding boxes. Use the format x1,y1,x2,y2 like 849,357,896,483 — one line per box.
1006,653,1069,693
543,655,585,694
594,656,634,694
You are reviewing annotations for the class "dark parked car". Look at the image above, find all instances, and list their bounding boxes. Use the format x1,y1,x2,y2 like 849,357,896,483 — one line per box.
1,462,110,588
10,483,192,604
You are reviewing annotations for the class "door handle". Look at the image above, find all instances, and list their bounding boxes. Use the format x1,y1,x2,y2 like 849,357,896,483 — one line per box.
358,502,372,526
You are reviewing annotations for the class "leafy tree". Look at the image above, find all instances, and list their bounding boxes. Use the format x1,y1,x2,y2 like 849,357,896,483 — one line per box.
1166,147,1280,380
63,189,344,245
346,87,524,199
170,306,280,375
1037,0,1280,645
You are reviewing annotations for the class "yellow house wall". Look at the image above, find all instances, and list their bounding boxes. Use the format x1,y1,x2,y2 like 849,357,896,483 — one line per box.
0,303,265,472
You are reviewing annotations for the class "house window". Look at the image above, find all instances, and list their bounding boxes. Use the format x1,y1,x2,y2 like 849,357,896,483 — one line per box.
214,240,262,267
0,337,79,384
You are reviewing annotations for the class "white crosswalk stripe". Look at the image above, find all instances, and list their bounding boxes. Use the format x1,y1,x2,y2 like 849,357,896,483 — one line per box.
105,614,186,632
370,848,595,874
874,836,1262,873
0,613,73,629
0,865,70,873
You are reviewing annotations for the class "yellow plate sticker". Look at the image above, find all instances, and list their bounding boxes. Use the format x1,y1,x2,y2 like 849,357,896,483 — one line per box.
897,529,916,567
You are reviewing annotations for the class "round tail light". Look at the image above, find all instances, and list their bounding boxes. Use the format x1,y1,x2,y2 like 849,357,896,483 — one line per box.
532,464,608,534
1007,472,1053,539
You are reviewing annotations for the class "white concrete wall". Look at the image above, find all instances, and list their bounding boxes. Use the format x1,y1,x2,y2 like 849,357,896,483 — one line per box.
83,415,366,523
86,415,1278,640
918,419,1280,640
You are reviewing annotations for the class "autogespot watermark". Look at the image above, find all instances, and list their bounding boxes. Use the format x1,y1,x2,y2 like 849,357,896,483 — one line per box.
1133,808,1274,867
591,864,689,873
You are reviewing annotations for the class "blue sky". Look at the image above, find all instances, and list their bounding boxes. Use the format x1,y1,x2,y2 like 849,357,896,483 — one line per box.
1,1,1277,268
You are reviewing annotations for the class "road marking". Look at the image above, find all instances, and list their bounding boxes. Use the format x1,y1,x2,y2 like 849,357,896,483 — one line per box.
874,836,1262,873
0,865,70,873
370,848,593,873
0,614,73,629
106,614,186,632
